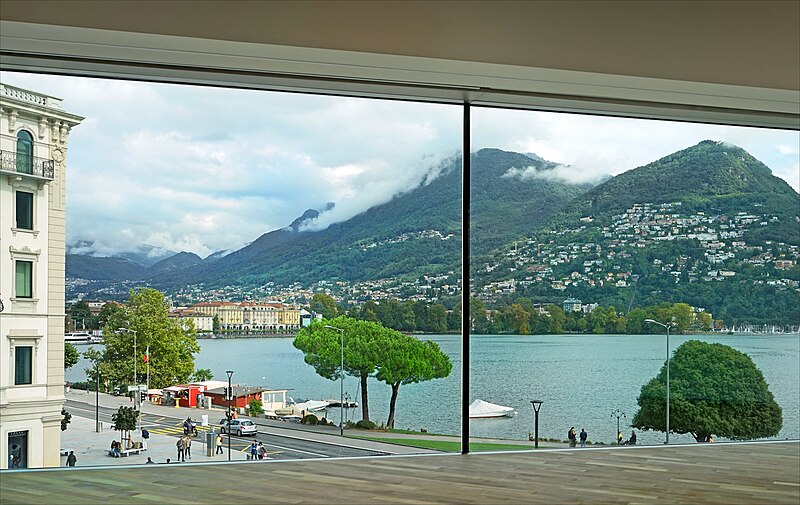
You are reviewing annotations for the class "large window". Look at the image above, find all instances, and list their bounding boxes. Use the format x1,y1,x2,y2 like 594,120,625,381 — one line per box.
14,346,33,385
16,130,33,174
15,191,33,230
14,260,33,298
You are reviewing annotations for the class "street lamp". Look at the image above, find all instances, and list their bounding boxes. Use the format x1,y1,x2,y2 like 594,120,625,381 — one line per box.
226,370,233,461
611,409,626,445
645,318,674,444
530,400,543,449
324,325,345,436
95,361,101,433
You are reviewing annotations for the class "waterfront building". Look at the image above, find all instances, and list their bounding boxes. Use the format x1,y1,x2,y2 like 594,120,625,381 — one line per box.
190,301,300,332
562,298,582,313
168,308,213,333
0,83,83,469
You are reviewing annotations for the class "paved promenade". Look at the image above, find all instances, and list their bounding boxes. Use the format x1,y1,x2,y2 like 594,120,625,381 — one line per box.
5,440,798,504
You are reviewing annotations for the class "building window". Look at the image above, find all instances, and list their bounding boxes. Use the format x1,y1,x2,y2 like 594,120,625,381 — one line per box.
8,431,28,469
14,260,33,298
15,191,34,230
16,130,33,175
14,346,33,385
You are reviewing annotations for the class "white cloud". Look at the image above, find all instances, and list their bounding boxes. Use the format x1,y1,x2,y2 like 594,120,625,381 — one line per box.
1,71,797,259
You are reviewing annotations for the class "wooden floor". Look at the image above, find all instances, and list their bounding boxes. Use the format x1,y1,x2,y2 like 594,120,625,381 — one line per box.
2,442,799,504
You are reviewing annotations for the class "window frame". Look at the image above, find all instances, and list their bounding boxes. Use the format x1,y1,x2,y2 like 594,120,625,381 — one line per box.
14,190,34,231
13,345,33,385
15,129,34,175
13,260,33,299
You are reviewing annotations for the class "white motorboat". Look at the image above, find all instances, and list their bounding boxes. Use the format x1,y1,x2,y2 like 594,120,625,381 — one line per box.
469,399,516,418
289,400,330,413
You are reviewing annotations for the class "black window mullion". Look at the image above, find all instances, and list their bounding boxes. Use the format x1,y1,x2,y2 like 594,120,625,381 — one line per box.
461,102,471,455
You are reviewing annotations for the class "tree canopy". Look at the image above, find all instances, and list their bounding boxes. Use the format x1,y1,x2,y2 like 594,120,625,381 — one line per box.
91,288,199,389
310,293,338,320
64,343,79,370
293,316,452,426
632,340,782,442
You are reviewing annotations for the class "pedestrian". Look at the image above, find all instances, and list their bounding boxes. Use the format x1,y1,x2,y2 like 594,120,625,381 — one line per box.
579,428,588,448
629,430,637,445
165,458,171,464
145,457,155,464
249,441,258,461
66,451,77,467
185,435,192,460
567,427,577,448
141,428,149,450
617,431,623,445
257,442,266,460
176,437,185,462
216,433,224,455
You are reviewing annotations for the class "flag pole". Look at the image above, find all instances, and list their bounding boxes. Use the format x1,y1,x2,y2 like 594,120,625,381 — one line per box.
145,345,150,398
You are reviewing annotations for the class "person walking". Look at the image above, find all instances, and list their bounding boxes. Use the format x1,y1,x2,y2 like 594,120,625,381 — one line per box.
176,437,185,462
579,428,588,448
66,451,77,467
185,435,192,460
249,441,258,461
216,433,224,455
141,428,149,450
568,427,577,448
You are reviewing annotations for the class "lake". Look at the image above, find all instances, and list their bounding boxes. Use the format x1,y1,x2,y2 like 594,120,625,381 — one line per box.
66,333,800,446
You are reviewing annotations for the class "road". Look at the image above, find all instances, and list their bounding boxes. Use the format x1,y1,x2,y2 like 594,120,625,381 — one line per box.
65,399,387,460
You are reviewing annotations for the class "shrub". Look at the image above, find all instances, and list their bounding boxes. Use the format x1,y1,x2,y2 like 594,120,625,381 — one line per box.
355,419,377,430
302,414,319,425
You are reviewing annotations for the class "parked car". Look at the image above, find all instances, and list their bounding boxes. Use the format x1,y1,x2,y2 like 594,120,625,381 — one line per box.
218,418,258,436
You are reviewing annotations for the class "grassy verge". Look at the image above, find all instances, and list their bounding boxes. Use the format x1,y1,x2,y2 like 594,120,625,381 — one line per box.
350,436,537,452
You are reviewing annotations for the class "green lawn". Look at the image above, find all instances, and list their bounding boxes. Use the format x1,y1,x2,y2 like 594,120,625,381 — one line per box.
350,436,536,452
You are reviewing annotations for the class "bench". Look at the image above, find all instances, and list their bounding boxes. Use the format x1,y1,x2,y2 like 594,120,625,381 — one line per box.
108,447,145,458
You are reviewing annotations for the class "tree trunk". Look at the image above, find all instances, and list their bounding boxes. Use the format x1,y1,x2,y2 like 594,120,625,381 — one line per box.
386,382,401,429
360,372,370,421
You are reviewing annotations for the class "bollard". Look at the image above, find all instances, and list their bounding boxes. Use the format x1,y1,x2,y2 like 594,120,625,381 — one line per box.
206,431,215,457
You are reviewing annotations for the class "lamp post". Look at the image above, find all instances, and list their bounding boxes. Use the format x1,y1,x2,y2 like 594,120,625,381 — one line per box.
611,409,626,445
95,362,100,433
645,318,673,444
324,325,345,436
118,327,139,431
530,400,543,449
226,370,233,461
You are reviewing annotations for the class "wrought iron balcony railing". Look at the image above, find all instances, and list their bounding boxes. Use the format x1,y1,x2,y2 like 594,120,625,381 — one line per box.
0,150,55,180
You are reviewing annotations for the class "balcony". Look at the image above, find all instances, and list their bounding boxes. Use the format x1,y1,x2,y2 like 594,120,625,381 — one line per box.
0,150,54,180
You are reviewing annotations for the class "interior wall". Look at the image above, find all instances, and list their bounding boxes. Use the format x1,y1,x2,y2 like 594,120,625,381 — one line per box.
1,0,798,91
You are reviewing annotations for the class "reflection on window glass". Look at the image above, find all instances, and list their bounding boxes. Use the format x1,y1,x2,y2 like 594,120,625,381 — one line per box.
8,431,28,469
2,71,462,469
470,108,799,449
15,191,33,230
14,346,32,385
14,261,32,298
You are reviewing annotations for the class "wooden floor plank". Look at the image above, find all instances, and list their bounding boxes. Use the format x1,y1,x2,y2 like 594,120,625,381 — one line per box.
1,442,798,505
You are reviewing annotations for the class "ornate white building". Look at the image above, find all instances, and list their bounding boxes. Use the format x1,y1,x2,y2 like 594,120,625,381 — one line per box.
0,83,83,469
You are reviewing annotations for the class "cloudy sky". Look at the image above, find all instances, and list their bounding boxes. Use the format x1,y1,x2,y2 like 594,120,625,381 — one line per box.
2,71,798,259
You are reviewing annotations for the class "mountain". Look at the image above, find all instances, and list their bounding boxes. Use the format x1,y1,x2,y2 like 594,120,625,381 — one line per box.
66,254,145,281
151,149,593,288
476,140,800,325
146,251,203,276
551,140,799,242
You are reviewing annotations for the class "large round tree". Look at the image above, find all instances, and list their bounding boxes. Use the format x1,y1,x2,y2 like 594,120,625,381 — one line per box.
632,340,782,442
